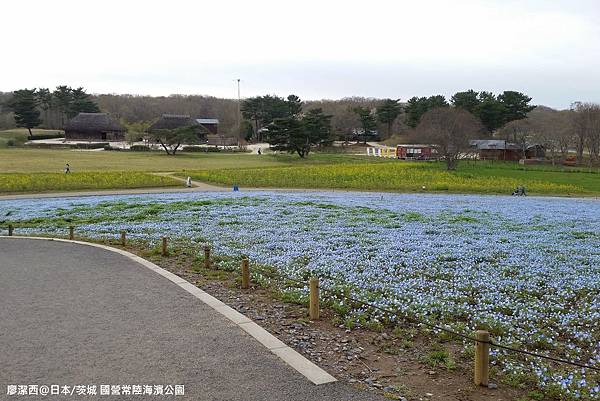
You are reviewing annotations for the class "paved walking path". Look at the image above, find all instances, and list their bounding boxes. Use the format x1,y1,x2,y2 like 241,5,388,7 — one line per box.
0,238,383,400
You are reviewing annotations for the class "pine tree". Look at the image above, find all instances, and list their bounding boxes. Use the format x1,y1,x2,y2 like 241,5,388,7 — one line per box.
7,89,41,138
69,87,100,118
376,99,402,138
352,106,377,143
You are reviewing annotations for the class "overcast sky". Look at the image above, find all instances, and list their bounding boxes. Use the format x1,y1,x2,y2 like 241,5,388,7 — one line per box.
3,0,599,108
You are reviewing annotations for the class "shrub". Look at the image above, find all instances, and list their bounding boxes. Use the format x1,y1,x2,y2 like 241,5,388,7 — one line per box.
130,145,151,152
182,146,205,152
30,133,65,140
71,142,108,149
24,142,71,149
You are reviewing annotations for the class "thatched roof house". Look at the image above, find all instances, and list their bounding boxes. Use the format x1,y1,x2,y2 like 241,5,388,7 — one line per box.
65,113,126,141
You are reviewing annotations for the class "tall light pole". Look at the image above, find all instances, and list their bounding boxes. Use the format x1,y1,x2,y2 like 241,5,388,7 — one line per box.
235,79,241,132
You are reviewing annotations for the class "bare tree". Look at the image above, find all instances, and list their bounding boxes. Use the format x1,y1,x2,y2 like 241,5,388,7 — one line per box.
416,107,483,170
526,107,574,165
499,118,534,157
571,102,600,165
556,110,575,159
493,106,577,165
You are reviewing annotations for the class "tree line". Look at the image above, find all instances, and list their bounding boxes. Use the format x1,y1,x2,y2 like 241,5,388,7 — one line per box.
1,87,599,165
2,88,535,140
2,86,99,137
406,90,536,132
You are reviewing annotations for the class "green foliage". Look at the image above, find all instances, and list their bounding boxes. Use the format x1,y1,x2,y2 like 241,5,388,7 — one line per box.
68,87,100,117
51,85,73,124
526,390,545,401
424,345,455,370
240,120,254,141
404,95,449,128
376,99,402,137
352,106,378,142
475,91,507,133
450,89,480,114
286,94,303,117
241,94,303,141
5,89,41,137
266,108,333,158
4,86,101,131
498,91,536,122
129,144,152,151
37,88,52,111
148,126,201,155
449,89,536,132
122,120,152,143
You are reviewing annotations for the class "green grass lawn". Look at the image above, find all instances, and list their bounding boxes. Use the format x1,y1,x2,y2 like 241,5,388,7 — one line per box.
183,160,600,196
0,148,375,173
0,128,65,148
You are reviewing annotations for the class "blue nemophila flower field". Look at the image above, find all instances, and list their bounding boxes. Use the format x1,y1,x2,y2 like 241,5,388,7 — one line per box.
1,191,599,398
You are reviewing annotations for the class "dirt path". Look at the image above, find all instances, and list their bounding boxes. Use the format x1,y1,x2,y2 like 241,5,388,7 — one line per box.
151,172,225,191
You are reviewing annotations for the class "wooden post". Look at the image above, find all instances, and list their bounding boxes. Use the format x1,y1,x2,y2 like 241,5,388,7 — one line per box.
309,277,320,320
120,230,126,246
241,258,250,289
474,330,490,386
69,226,74,240
204,245,211,269
8,224,13,236
161,237,168,256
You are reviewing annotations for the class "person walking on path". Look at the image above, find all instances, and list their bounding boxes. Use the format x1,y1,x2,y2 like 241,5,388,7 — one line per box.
186,177,192,187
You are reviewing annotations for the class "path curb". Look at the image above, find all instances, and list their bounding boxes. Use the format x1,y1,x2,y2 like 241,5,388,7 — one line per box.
0,236,337,385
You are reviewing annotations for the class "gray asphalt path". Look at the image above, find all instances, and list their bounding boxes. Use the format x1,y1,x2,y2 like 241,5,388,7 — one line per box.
0,238,383,400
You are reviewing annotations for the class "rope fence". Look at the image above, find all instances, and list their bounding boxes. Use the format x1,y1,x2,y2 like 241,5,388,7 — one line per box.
266,272,600,372
4,225,599,386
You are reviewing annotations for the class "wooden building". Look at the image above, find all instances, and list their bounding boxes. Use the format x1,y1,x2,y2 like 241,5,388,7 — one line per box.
470,140,545,161
471,140,522,161
64,113,125,141
206,134,238,146
148,114,207,141
525,144,545,159
396,144,435,160
196,118,219,135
